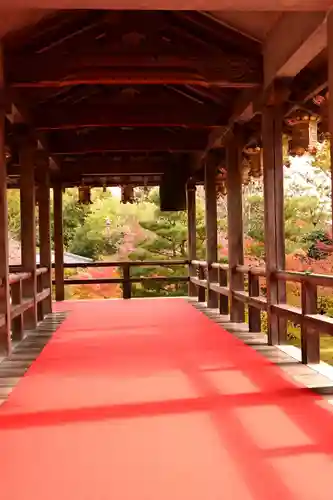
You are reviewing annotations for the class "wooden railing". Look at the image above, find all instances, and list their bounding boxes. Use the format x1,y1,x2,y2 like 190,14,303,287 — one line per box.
190,260,333,365
53,260,189,299
0,266,51,340
2,266,52,340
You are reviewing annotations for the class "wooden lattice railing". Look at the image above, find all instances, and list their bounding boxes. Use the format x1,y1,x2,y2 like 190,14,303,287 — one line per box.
190,260,333,365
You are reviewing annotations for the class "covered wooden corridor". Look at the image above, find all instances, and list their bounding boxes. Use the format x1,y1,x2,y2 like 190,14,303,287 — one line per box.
2,5,333,499
1,298,333,500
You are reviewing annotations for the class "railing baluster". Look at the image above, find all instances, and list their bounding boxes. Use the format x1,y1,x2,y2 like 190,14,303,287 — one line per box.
248,271,261,333
11,279,23,341
301,281,319,364
198,264,206,303
218,266,229,315
37,272,43,322
122,263,131,299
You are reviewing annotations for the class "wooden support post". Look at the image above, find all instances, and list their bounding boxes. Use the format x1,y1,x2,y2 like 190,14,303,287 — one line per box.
122,263,131,299
37,153,52,316
205,159,218,308
0,46,11,354
328,12,333,227
226,131,245,323
248,272,261,332
262,91,287,345
187,182,197,297
53,183,65,301
301,282,319,364
19,129,37,331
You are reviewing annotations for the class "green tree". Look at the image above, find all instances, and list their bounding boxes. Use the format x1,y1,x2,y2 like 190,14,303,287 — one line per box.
129,188,206,297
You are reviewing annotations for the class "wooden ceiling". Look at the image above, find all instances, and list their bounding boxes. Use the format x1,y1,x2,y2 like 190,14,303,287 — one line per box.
2,9,330,187
4,10,263,186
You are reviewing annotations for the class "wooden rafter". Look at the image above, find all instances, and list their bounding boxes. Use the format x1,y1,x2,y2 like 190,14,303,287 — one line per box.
7,53,262,88
32,103,226,130
47,128,209,154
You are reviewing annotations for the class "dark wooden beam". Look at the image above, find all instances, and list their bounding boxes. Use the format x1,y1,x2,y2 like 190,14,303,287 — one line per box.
57,159,172,178
328,13,333,229
288,66,327,115
33,104,226,130
53,183,64,302
207,88,260,149
8,155,185,178
48,129,209,154
0,46,11,355
7,53,262,88
57,176,162,188
263,13,327,87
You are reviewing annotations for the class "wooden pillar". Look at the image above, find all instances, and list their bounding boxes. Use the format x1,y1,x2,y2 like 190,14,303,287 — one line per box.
205,158,218,308
53,183,65,301
37,152,52,315
19,129,37,331
187,182,197,297
328,12,333,227
0,46,11,354
262,89,287,345
226,131,245,323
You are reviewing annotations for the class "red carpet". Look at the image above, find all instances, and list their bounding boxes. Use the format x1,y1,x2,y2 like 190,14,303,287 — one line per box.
1,299,333,500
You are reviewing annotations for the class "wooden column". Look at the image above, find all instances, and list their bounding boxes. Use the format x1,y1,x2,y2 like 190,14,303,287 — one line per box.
37,152,52,315
328,12,333,226
262,91,287,345
53,183,65,301
0,46,11,354
19,130,37,330
226,131,245,323
205,158,218,308
187,182,197,297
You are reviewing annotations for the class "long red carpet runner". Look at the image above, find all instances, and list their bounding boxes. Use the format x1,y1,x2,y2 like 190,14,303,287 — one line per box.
0,299,333,499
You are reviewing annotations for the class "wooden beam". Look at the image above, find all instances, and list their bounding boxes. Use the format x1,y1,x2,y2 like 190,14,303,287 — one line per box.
328,12,333,227
206,88,260,149
187,182,197,297
263,12,327,87
1,0,332,8
10,156,172,178
7,99,59,171
53,183,64,302
226,129,245,323
33,104,226,130
7,53,262,88
37,152,52,316
207,12,329,145
0,46,11,355
262,95,287,345
205,156,218,308
48,129,209,154
19,132,37,331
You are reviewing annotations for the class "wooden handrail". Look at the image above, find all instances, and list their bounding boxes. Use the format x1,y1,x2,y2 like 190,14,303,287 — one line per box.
36,267,49,276
53,259,188,269
275,270,333,287
9,272,32,284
